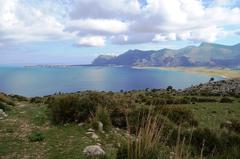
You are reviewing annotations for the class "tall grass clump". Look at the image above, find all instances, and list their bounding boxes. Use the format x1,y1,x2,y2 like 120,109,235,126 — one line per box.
117,111,170,159
91,106,112,131
116,109,206,159
170,127,191,159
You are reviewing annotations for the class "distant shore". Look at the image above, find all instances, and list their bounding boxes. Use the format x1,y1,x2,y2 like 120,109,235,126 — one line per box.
133,66,240,79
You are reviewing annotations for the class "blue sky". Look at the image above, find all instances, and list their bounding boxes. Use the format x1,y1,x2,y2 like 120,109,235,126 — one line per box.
0,0,240,65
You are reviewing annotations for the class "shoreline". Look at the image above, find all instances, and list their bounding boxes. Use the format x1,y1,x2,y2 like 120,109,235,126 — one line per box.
133,66,240,79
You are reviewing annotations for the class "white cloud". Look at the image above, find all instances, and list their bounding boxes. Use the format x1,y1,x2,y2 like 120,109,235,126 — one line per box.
66,19,128,35
76,36,105,47
0,0,74,45
70,0,141,20
153,33,177,42
0,0,240,47
186,26,224,42
66,0,240,45
152,26,224,42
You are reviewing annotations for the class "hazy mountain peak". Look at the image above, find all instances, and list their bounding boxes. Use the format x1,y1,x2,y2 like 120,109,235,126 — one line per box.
98,55,115,58
233,43,240,47
92,42,240,68
199,42,214,47
199,42,231,48
125,49,143,53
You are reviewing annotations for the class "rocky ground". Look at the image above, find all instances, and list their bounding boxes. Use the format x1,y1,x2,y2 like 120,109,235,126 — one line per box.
184,78,240,96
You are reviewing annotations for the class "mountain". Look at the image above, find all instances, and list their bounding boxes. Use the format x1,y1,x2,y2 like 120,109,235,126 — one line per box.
92,42,240,67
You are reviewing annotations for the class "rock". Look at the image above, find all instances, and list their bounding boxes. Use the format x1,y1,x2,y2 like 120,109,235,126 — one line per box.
83,145,105,157
169,151,175,159
184,78,240,96
0,109,7,120
226,120,232,125
88,128,95,132
78,123,84,127
86,132,99,140
91,133,99,140
86,132,93,135
117,142,121,147
64,123,69,126
98,121,103,132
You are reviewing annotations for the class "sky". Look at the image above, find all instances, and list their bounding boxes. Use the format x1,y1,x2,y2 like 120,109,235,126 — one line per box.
0,0,240,65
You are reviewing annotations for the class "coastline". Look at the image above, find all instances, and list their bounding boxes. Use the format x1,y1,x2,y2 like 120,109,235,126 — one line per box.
132,66,240,79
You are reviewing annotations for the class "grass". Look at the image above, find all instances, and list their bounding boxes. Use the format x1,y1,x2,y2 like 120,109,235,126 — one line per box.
0,102,118,159
0,95,240,158
181,101,240,129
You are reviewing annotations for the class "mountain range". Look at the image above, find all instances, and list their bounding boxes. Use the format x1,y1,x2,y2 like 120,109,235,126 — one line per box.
92,42,240,68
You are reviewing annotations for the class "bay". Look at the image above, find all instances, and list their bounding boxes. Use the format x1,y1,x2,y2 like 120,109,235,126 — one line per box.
0,66,223,97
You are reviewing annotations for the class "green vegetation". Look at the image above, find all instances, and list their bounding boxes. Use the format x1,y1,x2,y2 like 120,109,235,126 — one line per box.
0,86,240,158
91,106,112,131
28,131,45,142
117,113,168,159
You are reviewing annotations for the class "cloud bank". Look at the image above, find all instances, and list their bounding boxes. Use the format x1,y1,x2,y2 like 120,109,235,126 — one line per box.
0,0,240,47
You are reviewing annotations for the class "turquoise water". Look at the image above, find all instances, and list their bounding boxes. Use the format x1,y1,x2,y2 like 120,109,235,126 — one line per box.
0,66,223,97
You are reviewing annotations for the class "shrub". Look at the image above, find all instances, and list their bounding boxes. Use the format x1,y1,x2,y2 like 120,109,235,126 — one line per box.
230,120,240,133
73,94,100,122
191,97,198,103
110,108,127,129
0,94,15,106
174,128,240,157
210,146,240,159
220,97,233,103
28,131,45,142
160,106,198,127
197,97,218,103
0,102,11,111
176,97,191,104
167,86,173,91
92,107,112,131
116,143,128,159
126,108,148,133
9,95,28,101
191,128,219,155
151,98,166,105
48,95,79,124
166,97,174,104
48,92,108,124
30,97,43,103
221,120,240,133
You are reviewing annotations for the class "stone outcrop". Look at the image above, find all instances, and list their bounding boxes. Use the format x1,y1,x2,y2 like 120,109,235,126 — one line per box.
0,109,7,120
184,78,240,96
83,145,105,157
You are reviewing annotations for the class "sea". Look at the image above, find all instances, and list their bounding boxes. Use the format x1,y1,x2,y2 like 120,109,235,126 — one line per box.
0,66,223,97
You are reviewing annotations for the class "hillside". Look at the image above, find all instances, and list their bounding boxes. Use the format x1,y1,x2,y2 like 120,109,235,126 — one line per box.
92,42,240,68
184,78,240,96
1,79,240,158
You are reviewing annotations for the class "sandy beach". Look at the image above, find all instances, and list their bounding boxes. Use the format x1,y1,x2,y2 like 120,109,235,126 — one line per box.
133,66,240,79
